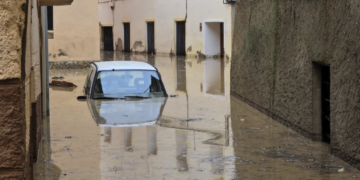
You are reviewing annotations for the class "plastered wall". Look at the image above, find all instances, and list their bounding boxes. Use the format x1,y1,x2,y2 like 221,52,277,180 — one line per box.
49,0,100,61
231,0,360,170
98,0,233,58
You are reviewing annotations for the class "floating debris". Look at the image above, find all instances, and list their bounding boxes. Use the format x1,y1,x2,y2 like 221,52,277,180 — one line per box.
49,80,77,87
125,162,135,165
199,156,238,163
103,166,122,173
338,168,345,172
65,136,73,139
259,168,266,171
170,94,178,98
125,146,134,150
52,76,64,80
176,118,203,122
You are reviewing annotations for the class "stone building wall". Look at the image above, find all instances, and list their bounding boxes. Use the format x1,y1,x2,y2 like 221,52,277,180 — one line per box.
231,0,360,169
98,0,233,58
0,0,28,179
0,0,45,178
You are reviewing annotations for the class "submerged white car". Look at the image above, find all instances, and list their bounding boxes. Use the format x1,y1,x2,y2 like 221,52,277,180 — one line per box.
77,61,168,127
78,61,168,99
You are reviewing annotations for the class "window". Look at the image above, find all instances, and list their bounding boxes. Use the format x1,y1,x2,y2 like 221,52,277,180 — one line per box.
93,70,165,99
47,6,53,30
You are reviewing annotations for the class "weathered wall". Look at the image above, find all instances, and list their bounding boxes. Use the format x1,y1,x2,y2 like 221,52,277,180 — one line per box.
49,0,100,61
1,0,46,178
0,1,26,80
98,0,233,58
0,85,26,179
231,0,360,169
0,0,27,178
30,0,43,165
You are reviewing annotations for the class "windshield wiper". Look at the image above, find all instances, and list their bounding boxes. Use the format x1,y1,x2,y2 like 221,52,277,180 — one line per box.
124,96,150,99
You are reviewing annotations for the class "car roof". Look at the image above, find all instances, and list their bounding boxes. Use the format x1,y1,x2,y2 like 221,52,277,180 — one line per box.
93,61,156,71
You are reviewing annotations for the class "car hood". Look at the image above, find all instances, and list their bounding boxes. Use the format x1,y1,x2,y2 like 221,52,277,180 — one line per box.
87,98,167,127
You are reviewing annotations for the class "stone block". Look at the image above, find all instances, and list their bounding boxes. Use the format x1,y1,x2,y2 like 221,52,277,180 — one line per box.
0,84,25,168
0,0,26,80
0,171,24,180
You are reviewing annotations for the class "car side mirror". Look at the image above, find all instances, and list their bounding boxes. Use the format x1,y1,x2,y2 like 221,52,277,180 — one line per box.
77,96,87,101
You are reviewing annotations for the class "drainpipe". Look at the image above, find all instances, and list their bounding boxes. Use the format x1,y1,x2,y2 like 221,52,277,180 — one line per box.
42,7,49,117
41,7,52,179
185,0,187,22
231,3,236,58
111,0,115,52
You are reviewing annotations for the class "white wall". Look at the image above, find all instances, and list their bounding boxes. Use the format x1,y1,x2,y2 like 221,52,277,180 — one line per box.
98,0,233,58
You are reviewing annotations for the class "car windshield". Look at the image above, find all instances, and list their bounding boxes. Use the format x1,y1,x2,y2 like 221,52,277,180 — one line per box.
92,70,166,99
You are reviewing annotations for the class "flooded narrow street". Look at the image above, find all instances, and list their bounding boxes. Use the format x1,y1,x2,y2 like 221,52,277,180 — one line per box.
34,53,360,180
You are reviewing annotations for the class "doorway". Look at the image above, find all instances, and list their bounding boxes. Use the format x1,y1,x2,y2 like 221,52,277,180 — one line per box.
204,21,225,57
321,65,330,143
103,27,114,51
123,23,130,52
220,23,224,58
147,22,155,54
176,22,186,56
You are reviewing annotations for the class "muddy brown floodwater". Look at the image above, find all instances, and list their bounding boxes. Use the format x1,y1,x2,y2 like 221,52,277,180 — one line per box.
34,54,360,180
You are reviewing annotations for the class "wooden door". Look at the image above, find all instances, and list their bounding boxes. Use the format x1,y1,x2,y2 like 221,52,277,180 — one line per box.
176,22,186,56
124,23,130,52
147,22,155,54
103,27,114,51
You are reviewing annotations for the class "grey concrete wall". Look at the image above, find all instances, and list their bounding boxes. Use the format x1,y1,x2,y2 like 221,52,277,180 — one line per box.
231,0,360,169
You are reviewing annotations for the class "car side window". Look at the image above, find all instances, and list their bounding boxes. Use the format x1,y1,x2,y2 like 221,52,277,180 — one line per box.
84,67,95,95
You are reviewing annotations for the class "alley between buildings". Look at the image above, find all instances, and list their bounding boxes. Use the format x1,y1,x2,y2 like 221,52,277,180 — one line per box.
33,53,360,180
